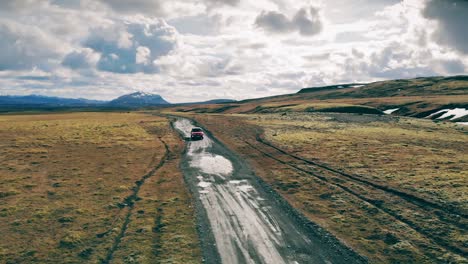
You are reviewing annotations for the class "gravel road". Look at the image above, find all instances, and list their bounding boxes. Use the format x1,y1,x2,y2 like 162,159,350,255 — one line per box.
173,118,366,264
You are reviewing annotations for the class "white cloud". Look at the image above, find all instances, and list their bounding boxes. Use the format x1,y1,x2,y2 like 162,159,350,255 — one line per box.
0,19,65,71
0,0,466,103
84,17,179,74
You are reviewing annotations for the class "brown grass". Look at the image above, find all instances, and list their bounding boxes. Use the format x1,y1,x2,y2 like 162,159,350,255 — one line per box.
0,112,200,263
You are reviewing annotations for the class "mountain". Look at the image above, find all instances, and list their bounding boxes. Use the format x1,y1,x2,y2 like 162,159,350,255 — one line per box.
0,95,105,106
108,92,170,107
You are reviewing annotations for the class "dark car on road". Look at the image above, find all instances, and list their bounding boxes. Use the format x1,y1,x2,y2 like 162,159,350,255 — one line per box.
191,127,204,140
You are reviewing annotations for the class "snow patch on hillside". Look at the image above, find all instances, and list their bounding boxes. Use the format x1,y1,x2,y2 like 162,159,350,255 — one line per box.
427,108,468,120
384,108,399,114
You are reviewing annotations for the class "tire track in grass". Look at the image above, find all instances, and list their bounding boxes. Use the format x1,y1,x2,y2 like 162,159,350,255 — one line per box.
244,140,467,258
96,151,161,240
255,135,468,232
101,138,170,264
256,135,467,220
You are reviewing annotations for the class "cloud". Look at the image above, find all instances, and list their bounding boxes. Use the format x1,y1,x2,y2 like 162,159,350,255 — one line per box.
84,18,178,74
423,0,468,54
0,19,63,71
255,11,292,34
99,0,164,15
292,7,322,36
0,0,48,11
205,0,240,7
336,41,466,81
95,0,238,16
169,14,223,35
323,0,401,23
0,0,466,103
436,59,466,74
62,48,99,69
255,6,322,36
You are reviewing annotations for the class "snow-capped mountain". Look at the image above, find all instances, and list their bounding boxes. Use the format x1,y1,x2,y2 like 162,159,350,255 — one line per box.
109,92,170,107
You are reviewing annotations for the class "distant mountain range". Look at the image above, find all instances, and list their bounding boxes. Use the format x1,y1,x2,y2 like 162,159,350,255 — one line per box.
0,92,236,109
0,94,106,106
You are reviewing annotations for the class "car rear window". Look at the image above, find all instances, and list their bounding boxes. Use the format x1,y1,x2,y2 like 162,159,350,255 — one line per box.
191,128,202,132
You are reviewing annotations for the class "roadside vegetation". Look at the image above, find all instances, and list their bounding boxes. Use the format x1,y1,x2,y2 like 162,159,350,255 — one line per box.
180,112,467,263
0,112,200,263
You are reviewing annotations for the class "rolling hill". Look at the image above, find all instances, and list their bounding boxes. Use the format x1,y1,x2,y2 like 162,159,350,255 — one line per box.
173,75,468,122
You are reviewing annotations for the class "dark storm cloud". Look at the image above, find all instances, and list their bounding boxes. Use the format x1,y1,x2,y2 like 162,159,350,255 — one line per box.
255,7,322,36
423,0,468,54
83,19,178,74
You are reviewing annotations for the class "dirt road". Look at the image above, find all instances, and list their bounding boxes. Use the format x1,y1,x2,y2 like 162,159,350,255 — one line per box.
173,118,365,264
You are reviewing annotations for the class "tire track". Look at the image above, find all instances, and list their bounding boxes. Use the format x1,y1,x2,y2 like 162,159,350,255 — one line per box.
244,140,467,258
101,138,170,264
96,151,161,239
255,135,468,232
256,135,467,219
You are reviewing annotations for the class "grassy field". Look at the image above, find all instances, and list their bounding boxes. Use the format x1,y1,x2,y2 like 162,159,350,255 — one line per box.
0,112,201,263
183,112,467,263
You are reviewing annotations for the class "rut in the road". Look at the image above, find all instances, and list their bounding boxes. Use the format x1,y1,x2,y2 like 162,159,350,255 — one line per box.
100,138,170,264
245,139,467,258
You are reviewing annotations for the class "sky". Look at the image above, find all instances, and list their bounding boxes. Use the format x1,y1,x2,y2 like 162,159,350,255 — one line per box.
0,0,467,103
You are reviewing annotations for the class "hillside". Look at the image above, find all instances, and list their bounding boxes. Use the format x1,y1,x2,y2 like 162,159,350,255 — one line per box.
173,76,468,122
298,76,468,97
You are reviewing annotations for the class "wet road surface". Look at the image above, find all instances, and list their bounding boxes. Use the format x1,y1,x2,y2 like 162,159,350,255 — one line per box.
173,118,365,264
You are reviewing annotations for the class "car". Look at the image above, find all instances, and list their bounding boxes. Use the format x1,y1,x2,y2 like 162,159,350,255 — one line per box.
190,127,204,140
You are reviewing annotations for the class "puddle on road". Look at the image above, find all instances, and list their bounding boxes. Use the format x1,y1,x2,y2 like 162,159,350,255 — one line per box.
191,154,233,176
